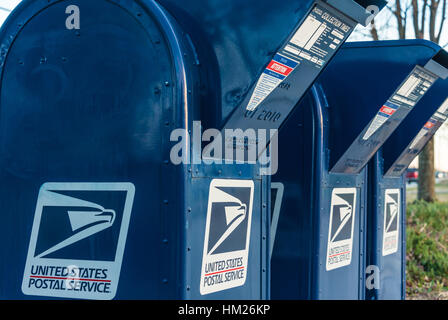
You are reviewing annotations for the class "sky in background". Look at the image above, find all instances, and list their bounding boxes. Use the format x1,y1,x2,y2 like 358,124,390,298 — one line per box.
348,1,448,47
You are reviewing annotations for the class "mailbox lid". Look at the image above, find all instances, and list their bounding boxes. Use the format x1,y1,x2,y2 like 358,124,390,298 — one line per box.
158,0,316,121
159,0,387,126
382,79,448,176
315,40,441,171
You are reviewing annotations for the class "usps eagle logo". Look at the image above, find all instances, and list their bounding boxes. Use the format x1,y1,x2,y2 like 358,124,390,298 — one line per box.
326,188,357,271
200,179,254,295
22,183,135,300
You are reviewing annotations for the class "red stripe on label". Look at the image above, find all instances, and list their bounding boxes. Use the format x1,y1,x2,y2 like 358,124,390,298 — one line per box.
267,60,293,76
424,122,435,129
328,251,351,258
204,266,245,277
30,275,111,282
379,106,396,116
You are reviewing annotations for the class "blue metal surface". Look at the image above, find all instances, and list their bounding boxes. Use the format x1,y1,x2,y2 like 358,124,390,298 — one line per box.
366,153,406,300
158,0,317,126
271,40,443,300
271,84,367,300
0,0,268,300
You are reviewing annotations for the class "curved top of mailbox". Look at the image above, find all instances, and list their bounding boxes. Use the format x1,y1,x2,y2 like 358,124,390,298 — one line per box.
313,39,446,174
0,0,199,130
0,0,215,300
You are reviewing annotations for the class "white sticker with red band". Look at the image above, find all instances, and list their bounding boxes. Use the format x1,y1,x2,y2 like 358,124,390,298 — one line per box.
424,121,436,129
245,5,351,112
409,120,436,149
362,67,438,142
246,54,299,111
363,104,398,140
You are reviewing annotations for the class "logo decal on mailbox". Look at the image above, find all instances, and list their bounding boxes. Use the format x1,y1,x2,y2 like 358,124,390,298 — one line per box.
326,188,357,271
200,179,254,295
382,189,400,256
22,183,135,300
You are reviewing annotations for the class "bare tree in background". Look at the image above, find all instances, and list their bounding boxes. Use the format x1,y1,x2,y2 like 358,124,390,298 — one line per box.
367,0,447,202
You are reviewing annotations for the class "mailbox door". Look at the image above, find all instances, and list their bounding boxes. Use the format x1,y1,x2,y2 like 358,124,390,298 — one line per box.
367,153,406,300
0,0,203,299
185,174,268,299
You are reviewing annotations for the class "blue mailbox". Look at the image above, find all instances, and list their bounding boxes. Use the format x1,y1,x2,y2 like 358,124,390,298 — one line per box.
0,0,387,299
270,40,447,300
0,0,271,300
366,50,448,300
